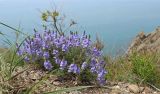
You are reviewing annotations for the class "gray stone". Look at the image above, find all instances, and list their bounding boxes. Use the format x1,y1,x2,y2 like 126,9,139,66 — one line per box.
109,89,121,94
110,85,121,94
128,84,139,93
52,81,60,86
112,85,120,89
144,87,152,93
139,87,145,93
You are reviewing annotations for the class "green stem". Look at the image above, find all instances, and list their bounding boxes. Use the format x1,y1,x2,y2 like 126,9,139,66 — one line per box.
0,21,28,36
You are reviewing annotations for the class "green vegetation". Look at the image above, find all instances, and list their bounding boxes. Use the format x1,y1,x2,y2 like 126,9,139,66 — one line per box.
105,56,133,82
130,53,160,87
0,10,160,93
106,52,160,88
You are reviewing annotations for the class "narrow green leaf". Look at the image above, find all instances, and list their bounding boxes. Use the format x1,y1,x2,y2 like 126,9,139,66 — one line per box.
43,86,94,94
0,21,27,36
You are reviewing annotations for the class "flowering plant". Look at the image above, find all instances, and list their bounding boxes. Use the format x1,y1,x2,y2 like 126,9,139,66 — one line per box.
17,10,107,86
17,30,107,86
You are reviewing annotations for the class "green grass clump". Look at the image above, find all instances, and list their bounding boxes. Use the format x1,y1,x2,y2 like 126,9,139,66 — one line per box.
105,52,160,88
130,53,160,87
105,53,160,88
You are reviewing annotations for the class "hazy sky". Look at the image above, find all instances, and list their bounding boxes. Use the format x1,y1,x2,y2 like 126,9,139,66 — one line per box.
1,0,160,31
1,0,160,28
1,0,160,54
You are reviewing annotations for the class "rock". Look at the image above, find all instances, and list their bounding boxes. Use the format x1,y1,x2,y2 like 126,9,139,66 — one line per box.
110,85,122,94
52,81,60,86
144,87,152,93
29,71,41,80
128,84,139,93
109,89,121,94
139,87,145,93
112,85,120,89
127,26,160,54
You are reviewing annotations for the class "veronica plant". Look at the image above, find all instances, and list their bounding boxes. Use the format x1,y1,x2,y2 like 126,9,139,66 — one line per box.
17,30,107,86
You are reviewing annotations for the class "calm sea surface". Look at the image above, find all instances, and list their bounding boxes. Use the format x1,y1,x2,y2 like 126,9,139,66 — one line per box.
0,0,160,55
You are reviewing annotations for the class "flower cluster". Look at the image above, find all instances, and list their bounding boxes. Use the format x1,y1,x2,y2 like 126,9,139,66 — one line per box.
17,30,107,86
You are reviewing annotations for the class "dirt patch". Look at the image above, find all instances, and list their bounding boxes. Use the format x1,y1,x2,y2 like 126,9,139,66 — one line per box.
5,65,160,94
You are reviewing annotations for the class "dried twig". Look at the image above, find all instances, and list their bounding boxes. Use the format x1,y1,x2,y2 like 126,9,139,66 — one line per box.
147,82,160,92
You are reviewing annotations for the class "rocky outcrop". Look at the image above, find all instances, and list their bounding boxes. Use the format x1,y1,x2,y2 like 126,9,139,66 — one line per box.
127,26,160,54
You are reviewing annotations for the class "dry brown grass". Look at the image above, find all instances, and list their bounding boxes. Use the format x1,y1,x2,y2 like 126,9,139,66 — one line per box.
105,56,133,82
0,48,7,53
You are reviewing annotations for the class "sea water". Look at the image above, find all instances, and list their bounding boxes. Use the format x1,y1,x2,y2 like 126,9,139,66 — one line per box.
0,0,160,55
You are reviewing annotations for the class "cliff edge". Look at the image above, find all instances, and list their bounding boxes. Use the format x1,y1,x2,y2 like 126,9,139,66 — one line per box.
127,26,160,54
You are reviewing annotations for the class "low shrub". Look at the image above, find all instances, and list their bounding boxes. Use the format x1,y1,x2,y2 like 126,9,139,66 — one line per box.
17,30,107,86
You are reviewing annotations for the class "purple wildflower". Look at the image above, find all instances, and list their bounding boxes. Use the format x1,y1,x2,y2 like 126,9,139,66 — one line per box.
97,69,107,85
16,43,23,56
53,50,58,55
82,38,90,48
24,56,30,63
17,49,22,56
43,51,49,59
54,57,61,64
68,64,75,72
81,62,88,70
44,60,53,70
97,69,107,78
24,46,31,55
68,64,80,74
75,40,80,47
44,34,51,41
60,59,67,70
90,66,97,73
34,37,42,46
73,34,79,41
42,41,49,49
59,35,65,44
54,39,61,48
90,58,97,67
36,49,43,57
62,44,68,52
97,77,106,86
97,60,105,68
92,47,102,57
67,40,73,47
50,31,56,39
